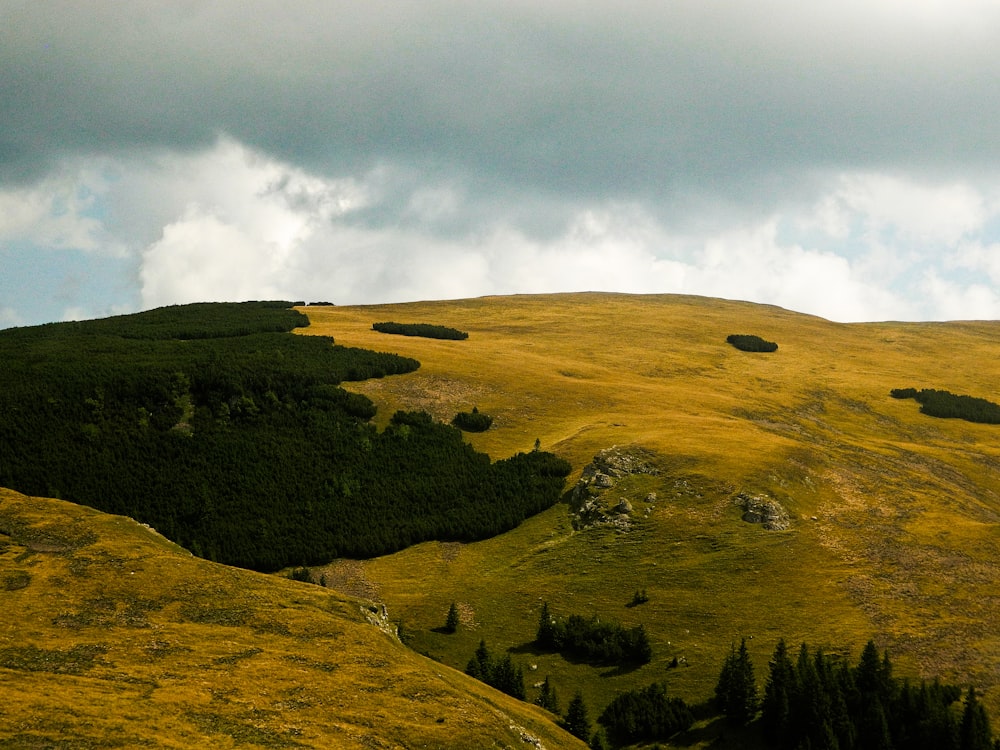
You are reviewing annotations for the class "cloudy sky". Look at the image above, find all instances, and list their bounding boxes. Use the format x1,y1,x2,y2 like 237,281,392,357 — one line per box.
2,1,999,327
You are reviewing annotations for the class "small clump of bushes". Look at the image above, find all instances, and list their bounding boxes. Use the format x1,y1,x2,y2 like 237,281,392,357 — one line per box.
727,334,778,352
372,322,468,340
452,407,493,432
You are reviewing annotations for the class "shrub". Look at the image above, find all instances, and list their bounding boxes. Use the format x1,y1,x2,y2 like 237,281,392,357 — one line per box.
727,334,778,353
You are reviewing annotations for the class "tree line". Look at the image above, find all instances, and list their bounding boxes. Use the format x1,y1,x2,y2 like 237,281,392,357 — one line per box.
718,637,997,750
0,302,571,571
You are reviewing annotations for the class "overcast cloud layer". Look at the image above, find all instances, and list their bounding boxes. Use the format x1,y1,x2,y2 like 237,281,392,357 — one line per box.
2,1,999,326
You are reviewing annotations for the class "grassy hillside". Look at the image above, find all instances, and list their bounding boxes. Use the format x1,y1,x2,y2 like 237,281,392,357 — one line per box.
0,487,584,749
298,293,1000,734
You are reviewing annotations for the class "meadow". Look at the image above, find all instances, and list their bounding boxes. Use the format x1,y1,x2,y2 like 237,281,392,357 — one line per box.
300,293,1000,738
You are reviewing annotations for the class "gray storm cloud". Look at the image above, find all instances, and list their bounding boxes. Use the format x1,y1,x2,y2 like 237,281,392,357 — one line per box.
1,1,998,324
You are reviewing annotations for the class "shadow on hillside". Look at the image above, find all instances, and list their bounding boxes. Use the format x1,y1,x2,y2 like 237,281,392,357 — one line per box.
508,640,547,656
666,706,763,749
598,661,644,677
508,640,648,675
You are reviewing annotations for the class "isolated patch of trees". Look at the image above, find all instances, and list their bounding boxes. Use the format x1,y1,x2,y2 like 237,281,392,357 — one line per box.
465,640,526,700
452,407,493,432
599,681,694,745
0,302,571,571
372,321,469,340
891,388,1000,424
536,602,652,666
727,333,779,352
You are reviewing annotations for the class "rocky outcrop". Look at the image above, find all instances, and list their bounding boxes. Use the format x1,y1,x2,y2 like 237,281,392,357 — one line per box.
735,492,790,531
569,447,659,530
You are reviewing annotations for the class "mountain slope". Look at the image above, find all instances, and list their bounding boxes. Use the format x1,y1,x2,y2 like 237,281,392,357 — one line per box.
298,293,1000,723
0,487,584,749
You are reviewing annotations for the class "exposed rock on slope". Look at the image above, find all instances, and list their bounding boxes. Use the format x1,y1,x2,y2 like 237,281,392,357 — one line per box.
569,446,659,529
736,491,791,530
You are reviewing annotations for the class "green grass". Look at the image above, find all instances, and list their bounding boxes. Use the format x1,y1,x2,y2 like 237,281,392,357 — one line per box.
301,293,1000,740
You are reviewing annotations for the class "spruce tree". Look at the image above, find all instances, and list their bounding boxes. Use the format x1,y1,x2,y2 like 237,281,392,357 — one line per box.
466,640,492,682
961,686,993,750
536,676,560,714
536,602,557,648
762,639,797,747
444,602,459,633
565,692,591,741
493,654,526,700
716,638,758,725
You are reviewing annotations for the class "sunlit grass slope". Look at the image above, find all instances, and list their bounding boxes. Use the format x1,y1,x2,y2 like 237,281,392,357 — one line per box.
300,293,1000,723
0,488,584,749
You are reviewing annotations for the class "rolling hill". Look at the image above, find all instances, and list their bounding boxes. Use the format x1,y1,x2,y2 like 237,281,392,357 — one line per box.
2,291,998,748
0,486,584,748
296,293,1000,733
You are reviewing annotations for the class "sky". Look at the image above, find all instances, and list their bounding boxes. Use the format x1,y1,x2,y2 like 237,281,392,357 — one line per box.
2,1,999,328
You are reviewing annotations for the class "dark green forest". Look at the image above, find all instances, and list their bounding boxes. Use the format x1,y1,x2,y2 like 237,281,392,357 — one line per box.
891,388,1000,424
372,321,469,340
747,639,997,750
0,302,571,571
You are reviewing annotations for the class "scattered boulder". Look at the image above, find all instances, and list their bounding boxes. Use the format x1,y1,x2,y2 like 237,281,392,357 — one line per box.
735,492,790,531
593,472,614,489
613,499,633,515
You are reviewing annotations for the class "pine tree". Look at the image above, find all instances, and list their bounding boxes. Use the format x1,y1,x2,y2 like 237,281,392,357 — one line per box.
536,676,560,714
444,602,459,633
762,639,800,747
565,692,591,741
493,654,526,700
716,638,758,725
466,640,492,682
960,687,993,750
536,602,557,648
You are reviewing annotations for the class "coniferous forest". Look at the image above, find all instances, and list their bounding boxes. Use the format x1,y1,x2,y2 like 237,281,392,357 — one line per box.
0,302,571,571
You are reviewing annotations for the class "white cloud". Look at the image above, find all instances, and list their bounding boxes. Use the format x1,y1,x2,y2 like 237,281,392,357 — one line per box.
0,167,121,255
920,272,1000,321
949,241,1000,285
0,138,983,325
810,174,988,247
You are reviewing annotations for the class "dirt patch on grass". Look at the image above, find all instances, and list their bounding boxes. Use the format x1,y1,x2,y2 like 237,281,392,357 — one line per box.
318,560,380,601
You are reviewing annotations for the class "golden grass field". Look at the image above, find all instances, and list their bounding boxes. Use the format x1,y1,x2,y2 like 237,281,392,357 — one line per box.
2,292,998,749
298,293,1000,732
0,487,584,748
